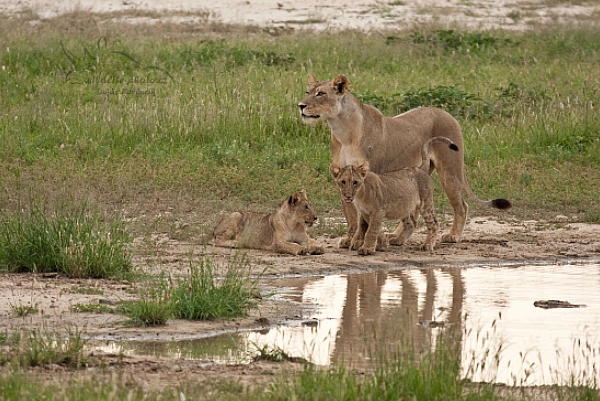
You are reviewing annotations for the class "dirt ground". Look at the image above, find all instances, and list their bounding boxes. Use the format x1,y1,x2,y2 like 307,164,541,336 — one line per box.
2,213,600,393
2,0,600,395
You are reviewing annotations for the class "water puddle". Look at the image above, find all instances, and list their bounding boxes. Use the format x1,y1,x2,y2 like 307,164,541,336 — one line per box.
92,262,600,386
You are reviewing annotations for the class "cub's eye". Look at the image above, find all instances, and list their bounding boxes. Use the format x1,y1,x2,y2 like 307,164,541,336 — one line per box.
353,181,359,186
305,205,309,210
340,180,346,185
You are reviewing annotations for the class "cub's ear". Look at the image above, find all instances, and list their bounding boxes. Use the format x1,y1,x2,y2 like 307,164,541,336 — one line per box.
356,161,370,178
332,74,350,94
308,74,319,86
289,191,302,205
329,163,342,179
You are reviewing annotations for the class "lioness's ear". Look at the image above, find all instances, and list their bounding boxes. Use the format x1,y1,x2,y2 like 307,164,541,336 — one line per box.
332,75,350,94
308,75,319,86
329,163,341,178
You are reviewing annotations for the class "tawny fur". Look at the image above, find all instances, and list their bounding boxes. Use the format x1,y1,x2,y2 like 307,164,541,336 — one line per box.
299,74,511,245
209,190,324,256
329,137,457,255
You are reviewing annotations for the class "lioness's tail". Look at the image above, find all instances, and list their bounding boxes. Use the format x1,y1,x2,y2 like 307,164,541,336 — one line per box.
420,136,512,210
419,136,459,172
462,171,512,209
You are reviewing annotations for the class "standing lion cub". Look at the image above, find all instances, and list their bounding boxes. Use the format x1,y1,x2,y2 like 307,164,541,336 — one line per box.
330,137,459,255
208,190,324,256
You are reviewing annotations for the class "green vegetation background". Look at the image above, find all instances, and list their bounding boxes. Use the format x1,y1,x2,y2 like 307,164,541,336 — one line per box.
1,18,599,235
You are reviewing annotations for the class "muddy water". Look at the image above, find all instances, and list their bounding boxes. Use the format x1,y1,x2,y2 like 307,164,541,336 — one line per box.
96,262,600,386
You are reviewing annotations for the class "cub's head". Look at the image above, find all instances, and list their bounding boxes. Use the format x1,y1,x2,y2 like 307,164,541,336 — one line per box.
329,162,369,204
298,74,351,124
286,189,318,227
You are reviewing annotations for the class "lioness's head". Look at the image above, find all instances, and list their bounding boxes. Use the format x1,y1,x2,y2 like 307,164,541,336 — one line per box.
298,74,351,124
329,162,369,203
287,189,319,227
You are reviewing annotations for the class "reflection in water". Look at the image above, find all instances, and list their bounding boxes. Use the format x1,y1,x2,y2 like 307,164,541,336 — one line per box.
250,264,600,386
99,263,600,386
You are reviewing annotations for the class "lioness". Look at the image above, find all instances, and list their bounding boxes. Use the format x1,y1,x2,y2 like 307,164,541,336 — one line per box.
299,74,511,245
209,190,324,256
330,137,458,255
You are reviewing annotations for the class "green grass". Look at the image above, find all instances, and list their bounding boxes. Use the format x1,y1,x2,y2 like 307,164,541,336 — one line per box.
1,329,597,400
170,253,260,320
9,303,38,317
1,328,87,369
0,203,133,279
116,253,260,325
1,18,599,226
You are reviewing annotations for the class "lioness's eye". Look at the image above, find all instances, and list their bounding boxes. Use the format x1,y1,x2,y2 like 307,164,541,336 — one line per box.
316,91,325,97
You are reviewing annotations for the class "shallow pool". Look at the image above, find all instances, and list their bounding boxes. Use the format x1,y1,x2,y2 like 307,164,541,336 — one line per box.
96,262,600,386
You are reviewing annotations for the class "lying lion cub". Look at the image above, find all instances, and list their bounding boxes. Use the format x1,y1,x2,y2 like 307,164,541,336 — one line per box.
209,190,324,256
330,137,459,256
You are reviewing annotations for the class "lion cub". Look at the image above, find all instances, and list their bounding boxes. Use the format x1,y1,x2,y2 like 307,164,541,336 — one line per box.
209,190,324,256
330,137,459,255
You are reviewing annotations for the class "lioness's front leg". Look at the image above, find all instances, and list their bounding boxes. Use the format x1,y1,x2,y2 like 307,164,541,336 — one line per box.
387,213,417,246
339,200,358,248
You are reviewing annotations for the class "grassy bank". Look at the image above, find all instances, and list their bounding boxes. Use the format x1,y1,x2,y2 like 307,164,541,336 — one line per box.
1,14,599,235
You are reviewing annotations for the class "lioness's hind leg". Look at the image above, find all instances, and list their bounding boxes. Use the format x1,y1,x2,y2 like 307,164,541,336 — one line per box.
437,172,468,243
387,214,416,246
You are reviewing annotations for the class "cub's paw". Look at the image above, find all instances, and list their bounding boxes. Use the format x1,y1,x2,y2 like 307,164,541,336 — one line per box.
308,245,325,255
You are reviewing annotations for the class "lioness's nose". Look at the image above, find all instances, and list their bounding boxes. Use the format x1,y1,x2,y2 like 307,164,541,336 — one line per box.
298,103,306,111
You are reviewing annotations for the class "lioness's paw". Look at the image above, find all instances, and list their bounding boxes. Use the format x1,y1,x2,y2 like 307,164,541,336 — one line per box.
386,234,404,246
358,246,376,256
338,236,353,249
419,243,435,252
349,240,363,251
376,243,388,252
441,233,461,243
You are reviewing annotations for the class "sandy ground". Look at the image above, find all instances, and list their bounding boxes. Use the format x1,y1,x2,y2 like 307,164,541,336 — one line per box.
2,0,600,395
2,0,600,31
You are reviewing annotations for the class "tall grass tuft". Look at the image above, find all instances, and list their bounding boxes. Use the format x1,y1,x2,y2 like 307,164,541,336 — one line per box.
118,275,172,327
2,328,88,369
0,203,132,279
170,253,260,320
